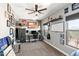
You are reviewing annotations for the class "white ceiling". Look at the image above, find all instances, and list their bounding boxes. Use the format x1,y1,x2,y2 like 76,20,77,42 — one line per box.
10,3,69,20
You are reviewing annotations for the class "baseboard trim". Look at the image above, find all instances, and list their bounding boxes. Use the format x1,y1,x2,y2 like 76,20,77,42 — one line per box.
43,40,69,56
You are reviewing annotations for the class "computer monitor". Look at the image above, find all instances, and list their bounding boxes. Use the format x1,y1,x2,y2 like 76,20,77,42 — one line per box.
31,31,37,34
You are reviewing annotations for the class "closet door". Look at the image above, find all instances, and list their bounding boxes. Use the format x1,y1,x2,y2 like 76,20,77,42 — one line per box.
20,29,26,43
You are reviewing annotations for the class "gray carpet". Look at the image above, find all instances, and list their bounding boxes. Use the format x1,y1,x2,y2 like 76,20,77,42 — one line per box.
13,41,64,56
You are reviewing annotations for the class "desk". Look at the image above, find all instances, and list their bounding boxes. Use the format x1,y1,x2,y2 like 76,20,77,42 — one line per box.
26,34,38,42
26,34,33,42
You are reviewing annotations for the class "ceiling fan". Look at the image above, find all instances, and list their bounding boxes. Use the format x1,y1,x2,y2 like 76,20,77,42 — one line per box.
25,4,47,16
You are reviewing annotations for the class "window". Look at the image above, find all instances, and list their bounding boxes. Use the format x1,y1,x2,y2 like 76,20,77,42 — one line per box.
43,25,48,36
67,19,79,48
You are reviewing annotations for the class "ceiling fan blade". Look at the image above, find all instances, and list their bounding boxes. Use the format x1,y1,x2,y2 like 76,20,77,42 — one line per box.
38,11,43,14
28,11,36,14
35,4,38,11
38,8,47,11
25,8,34,11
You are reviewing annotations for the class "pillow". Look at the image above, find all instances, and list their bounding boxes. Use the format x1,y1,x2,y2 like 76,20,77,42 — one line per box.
1,37,8,50
71,50,79,56
6,36,11,46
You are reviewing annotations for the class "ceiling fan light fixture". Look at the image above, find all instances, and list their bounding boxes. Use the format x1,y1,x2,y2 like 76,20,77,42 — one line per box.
35,12,38,16
35,12,38,14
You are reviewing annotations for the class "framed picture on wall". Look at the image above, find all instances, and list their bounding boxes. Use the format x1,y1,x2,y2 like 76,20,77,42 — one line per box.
9,15,12,23
9,28,14,38
7,20,10,27
8,15,15,26
12,31,14,38
10,28,13,35
7,4,9,13
7,3,11,13
8,14,11,22
72,3,79,11
64,7,69,14
9,6,11,14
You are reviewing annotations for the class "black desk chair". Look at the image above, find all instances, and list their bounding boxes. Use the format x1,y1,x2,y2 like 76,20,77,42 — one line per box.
33,34,38,39
32,32,38,42
26,35,30,42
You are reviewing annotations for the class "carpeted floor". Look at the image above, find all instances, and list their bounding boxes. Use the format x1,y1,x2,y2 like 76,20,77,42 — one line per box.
14,41,64,56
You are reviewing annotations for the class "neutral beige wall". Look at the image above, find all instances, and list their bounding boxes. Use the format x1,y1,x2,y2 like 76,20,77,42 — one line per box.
0,3,9,39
